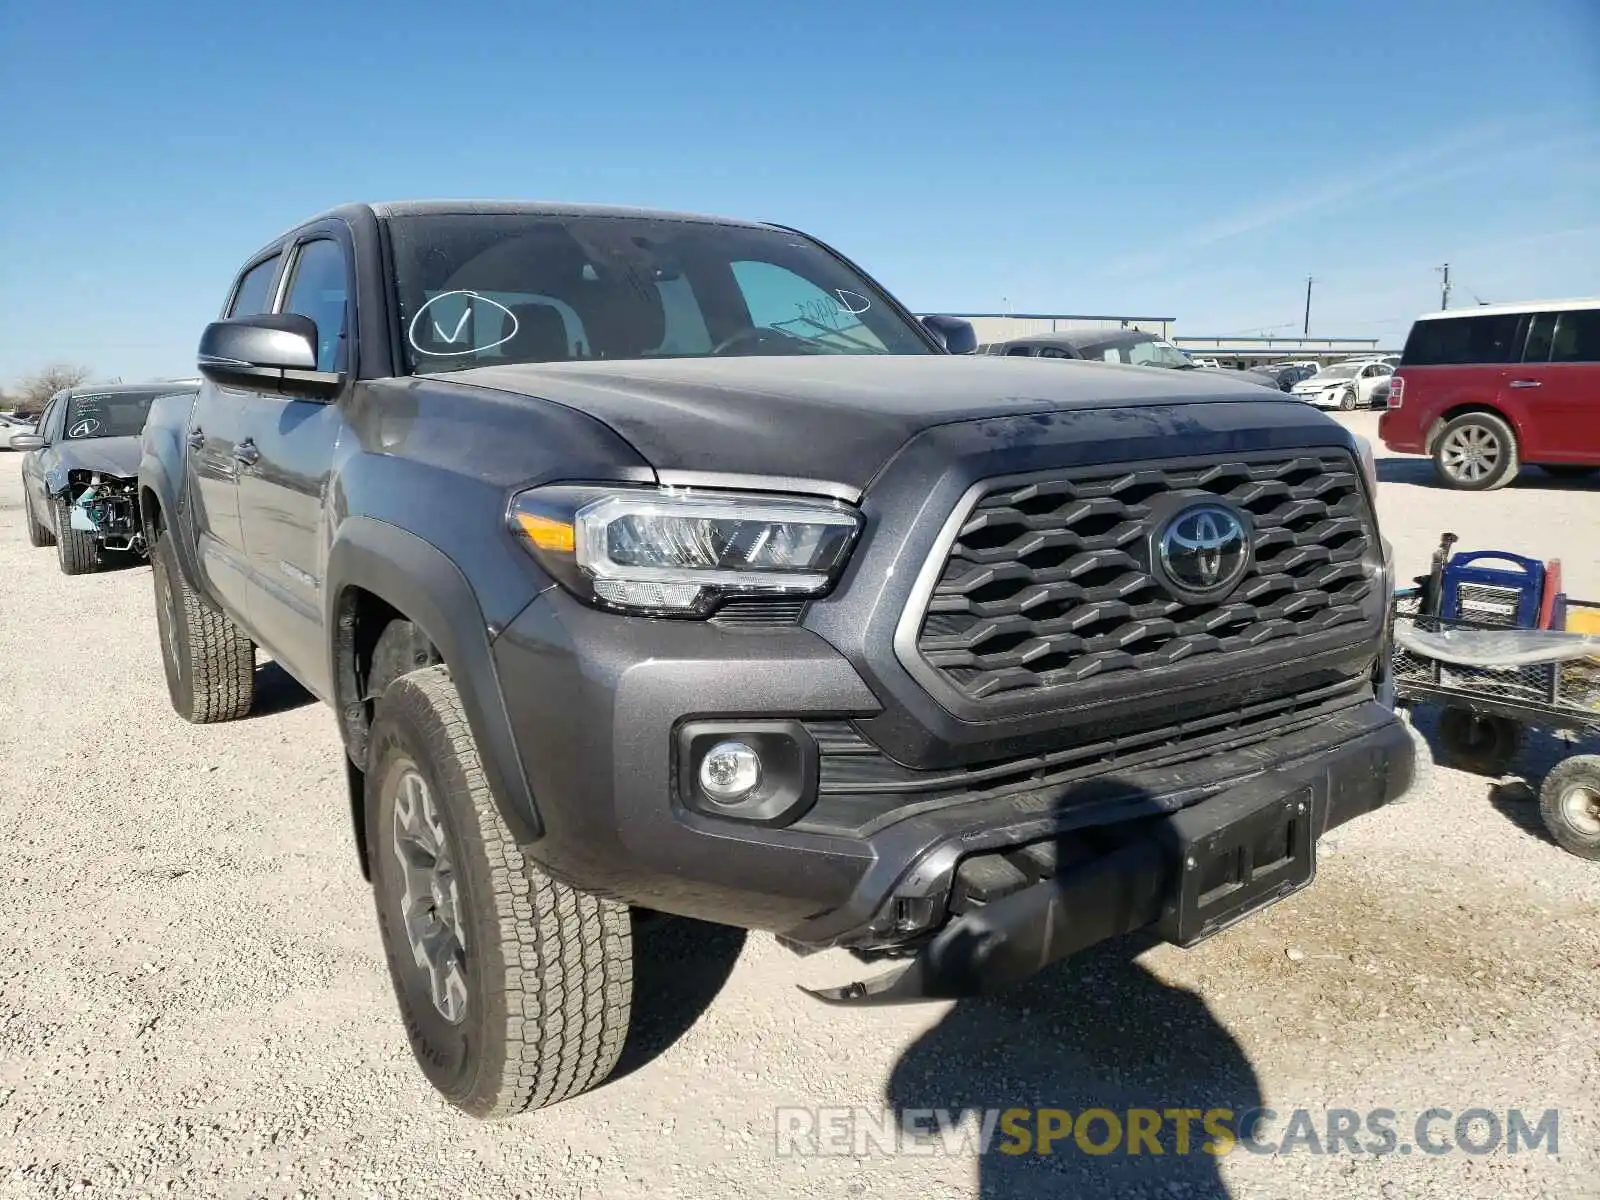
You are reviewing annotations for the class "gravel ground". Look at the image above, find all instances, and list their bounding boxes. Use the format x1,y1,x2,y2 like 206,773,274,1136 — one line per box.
1,420,1598,1200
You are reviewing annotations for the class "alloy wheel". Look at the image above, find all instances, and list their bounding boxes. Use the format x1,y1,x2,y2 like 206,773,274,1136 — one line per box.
1440,425,1502,483
390,766,469,1023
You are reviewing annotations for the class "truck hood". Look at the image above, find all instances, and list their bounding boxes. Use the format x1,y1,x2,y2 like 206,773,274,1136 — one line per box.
50,436,141,479
452,355,1294,493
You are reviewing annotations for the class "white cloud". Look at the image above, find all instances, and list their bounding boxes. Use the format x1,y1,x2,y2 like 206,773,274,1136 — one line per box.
1099,118,1560,281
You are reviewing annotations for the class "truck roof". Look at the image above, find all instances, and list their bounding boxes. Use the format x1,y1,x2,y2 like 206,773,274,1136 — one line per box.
303,199,777,230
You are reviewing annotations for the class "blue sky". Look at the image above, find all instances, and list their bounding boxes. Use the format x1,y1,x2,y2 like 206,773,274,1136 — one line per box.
1,0,1596,382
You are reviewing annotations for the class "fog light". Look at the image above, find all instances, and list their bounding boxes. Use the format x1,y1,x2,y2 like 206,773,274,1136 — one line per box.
699,741,762,804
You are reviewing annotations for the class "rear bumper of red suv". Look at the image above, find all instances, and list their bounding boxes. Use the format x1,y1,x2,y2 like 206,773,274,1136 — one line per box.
1377,408,1424,454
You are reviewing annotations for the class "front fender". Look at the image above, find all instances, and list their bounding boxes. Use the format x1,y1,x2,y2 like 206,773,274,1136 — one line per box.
137,454,208,597
324,516,542,844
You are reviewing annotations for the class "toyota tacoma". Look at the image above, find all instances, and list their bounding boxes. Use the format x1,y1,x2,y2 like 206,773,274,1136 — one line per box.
138,201,1413,1118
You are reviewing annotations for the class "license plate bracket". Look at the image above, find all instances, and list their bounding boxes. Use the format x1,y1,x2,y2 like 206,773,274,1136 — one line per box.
1164,782,1315,947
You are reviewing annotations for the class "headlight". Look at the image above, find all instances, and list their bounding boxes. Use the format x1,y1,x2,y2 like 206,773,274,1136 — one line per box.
507,485,862,616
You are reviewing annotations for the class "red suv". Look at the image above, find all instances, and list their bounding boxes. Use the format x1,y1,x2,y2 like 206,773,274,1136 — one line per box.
1378,299,1600,490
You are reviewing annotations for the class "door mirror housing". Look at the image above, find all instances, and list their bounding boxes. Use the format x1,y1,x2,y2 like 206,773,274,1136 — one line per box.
197,314,343,400
921,314,978,355
8,432,44,451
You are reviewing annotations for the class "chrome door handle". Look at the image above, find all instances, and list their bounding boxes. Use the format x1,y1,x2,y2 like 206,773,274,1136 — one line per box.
1508,379,1542,389
232,439,260,467
186,428,205,449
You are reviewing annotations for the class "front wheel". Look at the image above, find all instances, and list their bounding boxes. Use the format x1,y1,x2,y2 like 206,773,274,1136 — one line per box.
52,496,100,574
1432,412,1519,490
1339,388,1357,411
24,487,54,548
366,665,633,1118
1539,755,1600,860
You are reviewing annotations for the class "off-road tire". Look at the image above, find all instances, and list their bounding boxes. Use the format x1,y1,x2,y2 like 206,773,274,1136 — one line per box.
1432,412,1519,491
24,487,54,548
52,496,99,574
1436,707,1522,777
150,529,254,722
367,665,633,1119
1538,755,1600,861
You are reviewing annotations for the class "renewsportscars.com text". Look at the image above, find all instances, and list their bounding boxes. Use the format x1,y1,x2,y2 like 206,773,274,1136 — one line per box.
774,1106,1560,1159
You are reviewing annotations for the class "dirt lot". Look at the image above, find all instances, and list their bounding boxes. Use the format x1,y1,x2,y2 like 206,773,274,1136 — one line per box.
1,418,1597,1200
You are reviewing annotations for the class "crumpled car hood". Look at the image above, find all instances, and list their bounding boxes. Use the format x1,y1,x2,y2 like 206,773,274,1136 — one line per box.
48,436,140,480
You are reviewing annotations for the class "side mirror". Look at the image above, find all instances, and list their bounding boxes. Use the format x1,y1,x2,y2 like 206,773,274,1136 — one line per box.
9,432,44,451
921,314,978,355
197,314,342,400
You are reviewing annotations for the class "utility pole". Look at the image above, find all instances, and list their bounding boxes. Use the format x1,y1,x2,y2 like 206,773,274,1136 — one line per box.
1303,276,1315,337
1437,263,1451,310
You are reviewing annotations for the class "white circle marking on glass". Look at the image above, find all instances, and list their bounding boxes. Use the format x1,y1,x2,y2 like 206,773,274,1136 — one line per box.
406,290,521,358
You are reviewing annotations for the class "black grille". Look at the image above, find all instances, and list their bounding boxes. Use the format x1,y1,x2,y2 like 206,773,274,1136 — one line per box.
914,453,1376,702
797,676,1373,836
710,596,808,627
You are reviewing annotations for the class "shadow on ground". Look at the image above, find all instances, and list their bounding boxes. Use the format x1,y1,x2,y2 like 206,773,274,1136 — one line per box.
247,660,317,718
883,776,1265,1197
1376,456,1599,491
887,939,1261,1198
612,915,747,1081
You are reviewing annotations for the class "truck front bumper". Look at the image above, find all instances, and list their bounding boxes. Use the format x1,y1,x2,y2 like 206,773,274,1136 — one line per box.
805,711,1412,1004
490,587,1413,991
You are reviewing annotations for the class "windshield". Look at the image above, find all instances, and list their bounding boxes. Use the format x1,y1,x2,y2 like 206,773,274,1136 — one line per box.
62,391,161,439
1314,365,1358,382
1125,339,1195,368
387,213,935,373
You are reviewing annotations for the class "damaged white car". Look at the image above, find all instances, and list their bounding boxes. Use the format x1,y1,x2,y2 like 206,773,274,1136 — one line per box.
12,383,196,575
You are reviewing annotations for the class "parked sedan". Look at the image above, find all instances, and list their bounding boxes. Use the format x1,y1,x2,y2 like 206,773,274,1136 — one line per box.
0,413,38,446
1289,360,1393,410
12,382,195,574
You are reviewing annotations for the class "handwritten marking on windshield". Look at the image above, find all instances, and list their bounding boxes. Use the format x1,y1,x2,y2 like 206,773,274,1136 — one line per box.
407,291,520,358
434,308,471,345
834,290,871,315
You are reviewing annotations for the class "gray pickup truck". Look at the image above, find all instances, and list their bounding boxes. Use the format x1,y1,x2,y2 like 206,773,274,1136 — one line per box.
139,201,1412,1118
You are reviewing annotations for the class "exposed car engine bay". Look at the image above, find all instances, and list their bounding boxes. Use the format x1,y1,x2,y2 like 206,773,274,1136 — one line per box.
60,470,144,556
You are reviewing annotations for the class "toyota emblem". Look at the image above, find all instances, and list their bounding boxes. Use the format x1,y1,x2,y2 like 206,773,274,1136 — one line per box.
1156,503,1252,600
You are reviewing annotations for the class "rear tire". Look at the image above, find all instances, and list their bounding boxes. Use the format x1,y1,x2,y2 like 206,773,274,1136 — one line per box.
1436,707,1521,776
52,496,100,574
1538,755,1600,860
1432,412,1519,491
367,666,633,1119
150,528,255,722
24,487,54,548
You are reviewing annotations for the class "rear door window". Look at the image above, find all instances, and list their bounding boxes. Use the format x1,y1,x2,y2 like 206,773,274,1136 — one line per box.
1523,312,1558,362
1551,310,1600,363
1401,313,1523,366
